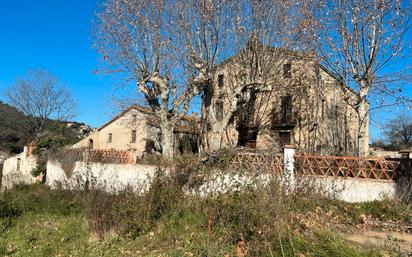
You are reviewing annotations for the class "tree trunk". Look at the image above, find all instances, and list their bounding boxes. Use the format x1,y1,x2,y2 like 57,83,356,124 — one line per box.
357,98,369,156
160,121,174,159
208,125,225,152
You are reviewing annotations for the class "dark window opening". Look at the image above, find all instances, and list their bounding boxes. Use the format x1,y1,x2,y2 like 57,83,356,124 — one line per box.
218,74,224,87
88,139,94,149
237,128,258,148
283,62,292,78
131,130,137,143
178,134,199,154
16,158,21,171
145,140,156,153
281,95,292,121
132,114,137,122
108,133,112,143
321,98,325,118
216,99,223,121
279,131,291,146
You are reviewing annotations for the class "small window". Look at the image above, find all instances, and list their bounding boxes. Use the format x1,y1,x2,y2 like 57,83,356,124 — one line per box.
108,133,112,143
279,131,291,146
16,158,21,171
321,98,325,118
216,99,223,121
88,139,94,149
281,95,292,120
131,130,137,143
283,62,292,78
218,74,224,87
132,114,137,122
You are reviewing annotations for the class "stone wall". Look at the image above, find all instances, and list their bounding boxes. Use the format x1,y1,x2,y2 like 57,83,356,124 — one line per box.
45,159,396,203
208,49,362,155
185,171,395,203
301,176,396,203
2,149,38,189
73,109,148,157
46,161,158,192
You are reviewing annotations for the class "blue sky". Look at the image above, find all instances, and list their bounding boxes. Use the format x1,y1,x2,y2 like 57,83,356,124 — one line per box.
0,0,410,141
0,0,116,127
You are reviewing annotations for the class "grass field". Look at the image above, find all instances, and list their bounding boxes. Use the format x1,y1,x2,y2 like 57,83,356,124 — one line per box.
0,178,410,256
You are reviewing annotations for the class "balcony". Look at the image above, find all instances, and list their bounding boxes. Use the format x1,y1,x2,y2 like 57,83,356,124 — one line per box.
271,111,297,130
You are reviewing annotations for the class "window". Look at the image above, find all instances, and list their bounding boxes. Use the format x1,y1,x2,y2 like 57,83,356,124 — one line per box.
88,139,94,149
321,98,325,118
132,114,137,122
131,130,137,143
108,133,112,143
216,99,223,121
279,131,291,146
16,158,21,171
218,74,224,87
283,62,292,78
281,95,292,121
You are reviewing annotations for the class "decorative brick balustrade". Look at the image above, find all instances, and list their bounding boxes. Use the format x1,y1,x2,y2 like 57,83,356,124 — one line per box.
294,154,400,180
230,152,284,174
86,150,135,164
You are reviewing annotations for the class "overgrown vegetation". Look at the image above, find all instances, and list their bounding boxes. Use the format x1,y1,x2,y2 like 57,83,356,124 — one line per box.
1,167,410,256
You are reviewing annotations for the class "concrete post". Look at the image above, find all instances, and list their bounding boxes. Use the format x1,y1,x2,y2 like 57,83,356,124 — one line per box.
283,145,296,191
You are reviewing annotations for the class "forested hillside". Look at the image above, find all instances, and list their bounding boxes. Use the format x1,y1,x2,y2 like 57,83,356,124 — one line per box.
0,100,92,154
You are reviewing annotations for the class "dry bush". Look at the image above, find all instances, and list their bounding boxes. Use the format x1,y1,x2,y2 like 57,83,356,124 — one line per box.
395,160,412,204
48,149,83,178
83,169,183,239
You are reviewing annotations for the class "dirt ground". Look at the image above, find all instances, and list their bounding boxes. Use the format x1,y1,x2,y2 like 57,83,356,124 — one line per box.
345,230,412,255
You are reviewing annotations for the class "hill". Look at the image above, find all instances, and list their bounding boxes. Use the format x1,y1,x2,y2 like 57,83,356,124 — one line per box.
0,100,92,155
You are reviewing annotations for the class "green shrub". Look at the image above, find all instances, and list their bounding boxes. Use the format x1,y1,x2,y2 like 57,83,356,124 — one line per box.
31,158,46,177
0,199,22,218
0,184,82,216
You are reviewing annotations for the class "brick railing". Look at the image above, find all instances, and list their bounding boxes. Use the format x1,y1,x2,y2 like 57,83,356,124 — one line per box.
294,154,400,180
230,152,284,174
85,150,136,164
56,149,136,165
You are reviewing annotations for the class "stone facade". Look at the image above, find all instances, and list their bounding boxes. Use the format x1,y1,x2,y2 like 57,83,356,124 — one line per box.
72,106,199,157
207,48,367,155
1,145,39,189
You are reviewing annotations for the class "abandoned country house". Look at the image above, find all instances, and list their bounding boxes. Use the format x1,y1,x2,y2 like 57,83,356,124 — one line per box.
72,105,199,157
72,47,365,157
2,46,412,204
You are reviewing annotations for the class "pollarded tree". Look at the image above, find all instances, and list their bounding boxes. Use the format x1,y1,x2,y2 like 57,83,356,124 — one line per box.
174,0,307,151
94,0,202,159
310,0,412,155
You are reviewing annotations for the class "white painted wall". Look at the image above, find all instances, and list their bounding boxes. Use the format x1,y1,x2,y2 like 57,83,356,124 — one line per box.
45,160,396,203
302,176,396,203
2,150,38,189
46,161,158,192
188,172,395,203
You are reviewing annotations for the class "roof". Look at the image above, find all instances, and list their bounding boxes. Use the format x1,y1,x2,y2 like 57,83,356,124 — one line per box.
98,105,199,134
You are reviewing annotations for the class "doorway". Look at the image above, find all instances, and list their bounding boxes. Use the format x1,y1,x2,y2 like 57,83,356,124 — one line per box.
279,131,291,146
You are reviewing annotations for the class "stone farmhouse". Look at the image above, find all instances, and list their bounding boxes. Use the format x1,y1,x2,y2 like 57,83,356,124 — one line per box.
205,47,366,155
73,47,367,156
73,105,199,157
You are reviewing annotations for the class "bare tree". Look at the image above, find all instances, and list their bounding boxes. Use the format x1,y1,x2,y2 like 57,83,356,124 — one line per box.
94,0,203,159
94,0,314,155
384,112,412,149
175,0,308,151
310,0,412,155
5,69,77,140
